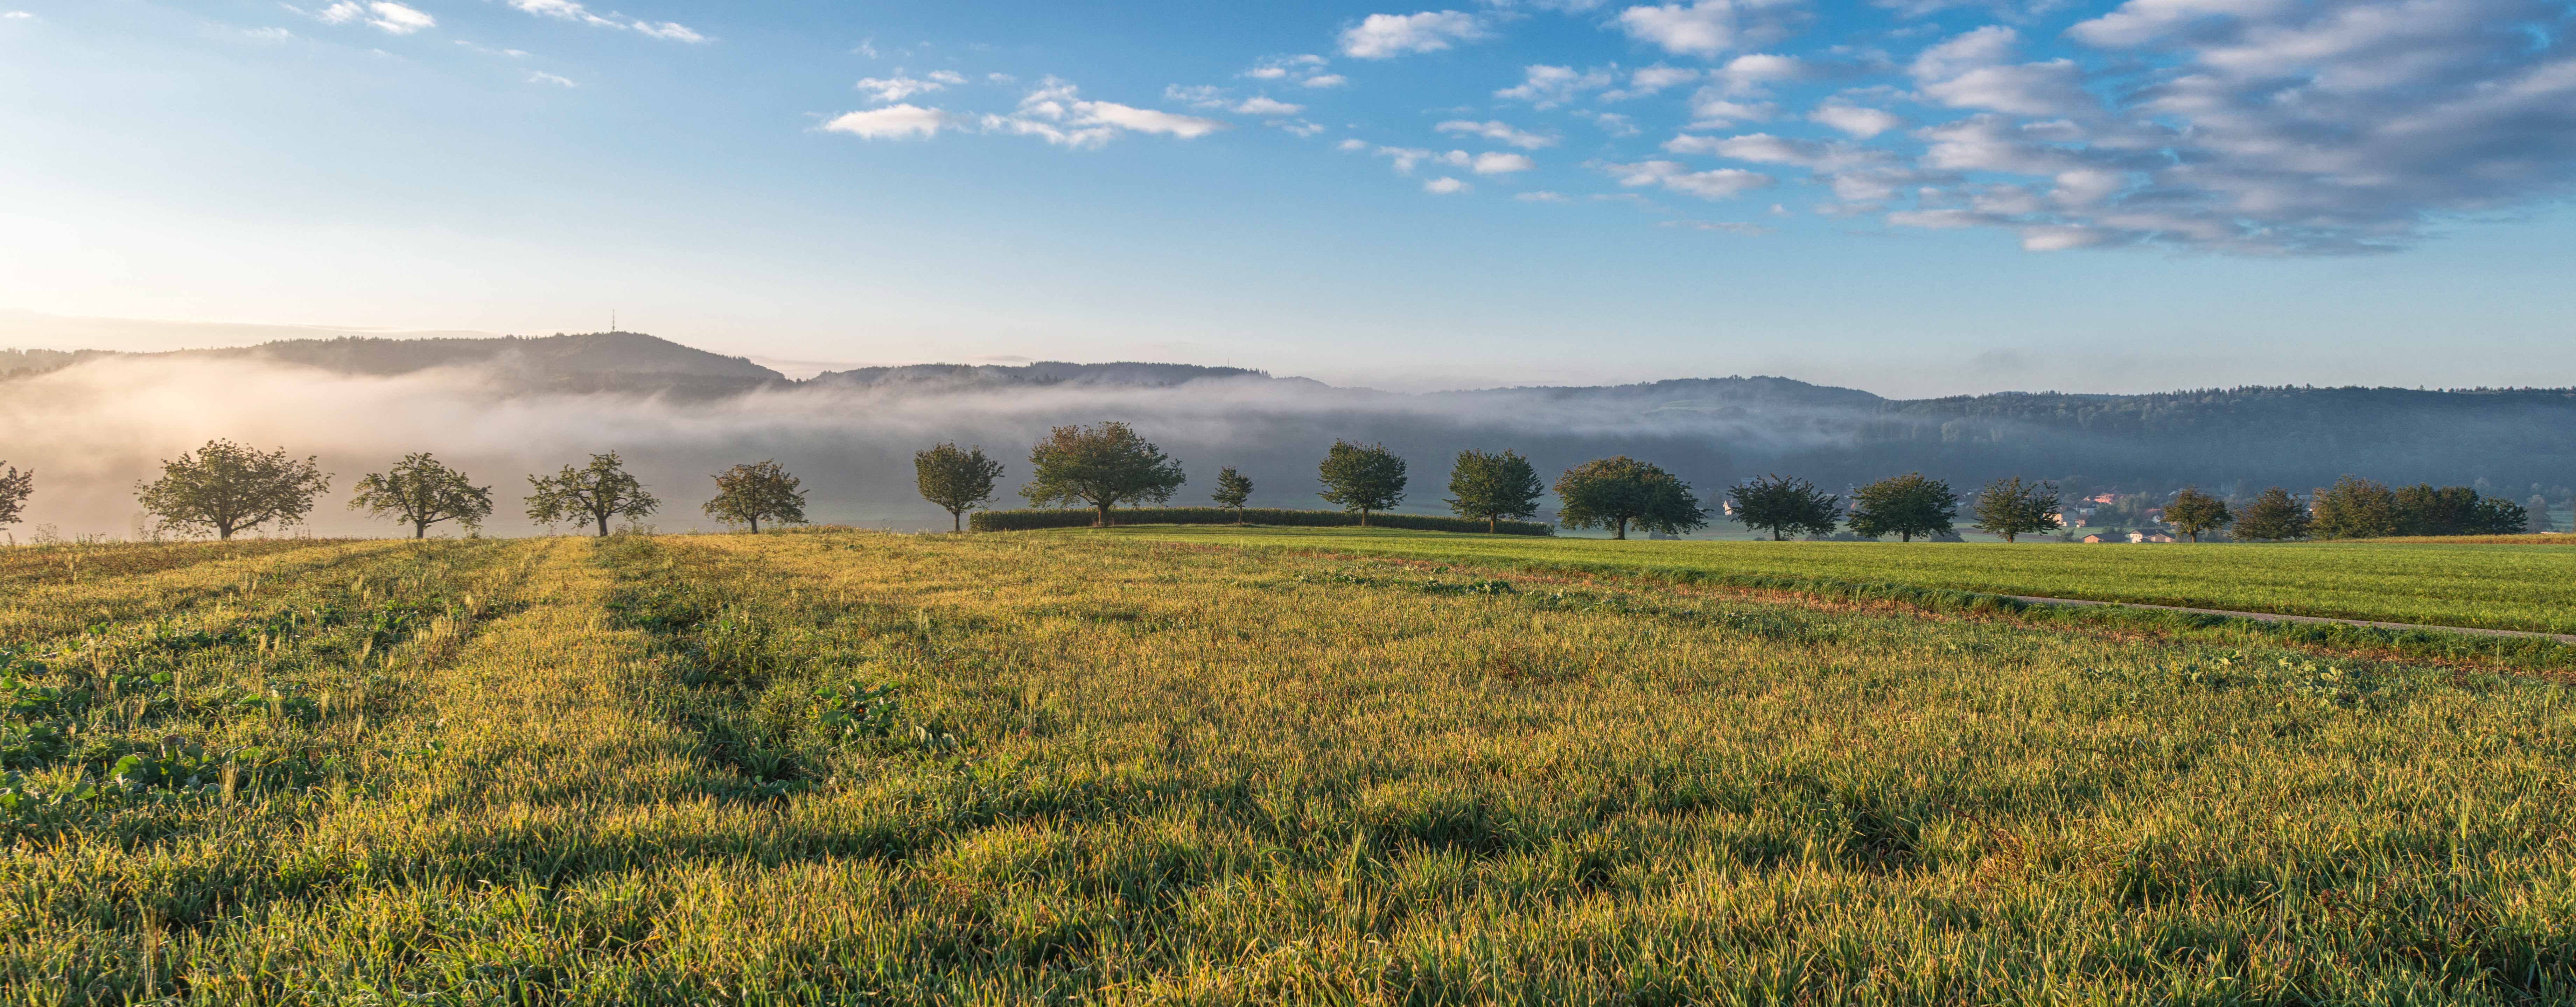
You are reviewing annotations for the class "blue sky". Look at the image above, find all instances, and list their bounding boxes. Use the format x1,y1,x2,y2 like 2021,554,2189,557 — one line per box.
3,0,2573,395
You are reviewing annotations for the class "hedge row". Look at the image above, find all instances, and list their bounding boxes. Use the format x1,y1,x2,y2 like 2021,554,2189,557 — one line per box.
967,507,1553,536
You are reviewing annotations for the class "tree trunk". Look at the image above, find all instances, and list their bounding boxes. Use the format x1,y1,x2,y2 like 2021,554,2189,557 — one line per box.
1358,508,1369,528
1771,529,1783,541
1488,516,1496,533
217,525,233,541
1901,531,1913,542
749,516,761,534
596,514,610,537
953,511,962,532
414,522,428,540
1095,502,1111,528
1613,517,1628,540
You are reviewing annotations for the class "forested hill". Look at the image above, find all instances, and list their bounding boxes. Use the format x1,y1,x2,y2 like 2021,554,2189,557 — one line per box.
6,331,2570,492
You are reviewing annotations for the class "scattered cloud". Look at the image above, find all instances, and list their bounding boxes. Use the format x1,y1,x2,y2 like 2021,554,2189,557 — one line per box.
1516,190,1573,202
1809,101,1902,138
985,79,1227,148
1600,159,1775,200
1423,176,1471,193
1340,10,1488,59
856,76,951,103
1471,152,1536,174
822,104,949,140
1301,74,1350,88
318,2,435,35
1614,0,1802,58
1435,119,1557,149
1236,96,1307,116
504,0,706,43
528,71,577,87
1,10,33,20
1494,64,1611,106
1663,218,1774,234
1601,65,1698,99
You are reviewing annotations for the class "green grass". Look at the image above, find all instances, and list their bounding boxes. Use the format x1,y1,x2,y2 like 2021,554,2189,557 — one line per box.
1110,525,2576,635
4,531,2575,1004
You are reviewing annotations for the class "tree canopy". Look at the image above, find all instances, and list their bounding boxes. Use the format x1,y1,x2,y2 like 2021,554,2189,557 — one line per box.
348,453,493,539
705,460,808,533
1445,449,1543,533
1970,477,2062,543
135,440,331,541
1847,472,1957,543
0,462,27,529
527,452,660,537
2310,476,2400,540
2232,487,2311,541
1211,467,1254,521
1553,457,1707,540
2530,495,2556,534
916,443,1006,532
2162,486,2232,542
1021,422,1187,527
1726,473,1840,541
1317,441,1408,527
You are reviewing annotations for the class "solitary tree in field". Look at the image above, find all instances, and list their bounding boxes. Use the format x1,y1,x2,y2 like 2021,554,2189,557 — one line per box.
2231,487,2311,541
348,453,493,539
1847,472,1956,543
1553,457,1707,540
0,462,28,528
1971,477,2063,543
1021,422,1187,527
136,440,331,541
2162,486,2232,542
2530,495,2555,534
2309,475,2400,540
526,452,659,536
1211,467,1254,523
1727,473,1841,541
916,443,1004,531
1317,441,1408,527
1446,449,1543,533
704,460,808,533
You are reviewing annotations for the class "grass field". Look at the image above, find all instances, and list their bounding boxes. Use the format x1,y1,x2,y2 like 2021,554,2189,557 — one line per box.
1116,526,2576,636
5,530,2575,1004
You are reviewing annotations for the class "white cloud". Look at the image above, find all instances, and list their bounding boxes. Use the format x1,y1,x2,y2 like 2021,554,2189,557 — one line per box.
505,0,705,43
1516,191,1573,202
1077,101,1228,138
1603,65,1699,99
238,26,297,42
1495,64,1612,106
929,71,966,84
1236,97,1306,116
1435,119,1557,149
1,11,34,20
1582,110,1644,135
1423,177,1471,193
1664,218,1774,234
1302,74,1349,88
1245,54,1332,81
822,104,949,140
1340,11,1488,59
856,76,950,103
986,79,1228,147
1809,101,1902,138
1599,159,1774,199
1686,89,1775,128
363,2,434,35
1337,138,1371,152
528,71,576,87
1715,53,1800,94
1471,152,1536,174
1615,0,1800,58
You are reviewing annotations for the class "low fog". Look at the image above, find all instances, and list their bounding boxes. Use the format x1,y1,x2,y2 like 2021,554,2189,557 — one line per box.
0,355,1868,540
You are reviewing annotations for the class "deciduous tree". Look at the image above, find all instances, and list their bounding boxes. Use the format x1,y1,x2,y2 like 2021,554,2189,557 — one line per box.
135,440,331,541
1553,457,1707,541
2310,476,2399,540
1847,472,1957,543
1317,441,1408,527
526,452,659,537
349,454,493,539
916,443,1005,532
1021,422,1186,528
705,460,808,533
2162,486,2232,542
2232,487,2311,541
1971,477,2063,543
1445,449,1542,533
1211,467,1254,523
1726,473,1840,541
2470,495,2529,536
0,462,27,529
2531,495,2556,534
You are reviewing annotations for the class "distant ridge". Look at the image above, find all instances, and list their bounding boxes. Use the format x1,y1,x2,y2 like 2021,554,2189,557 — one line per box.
811,360,1294,390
